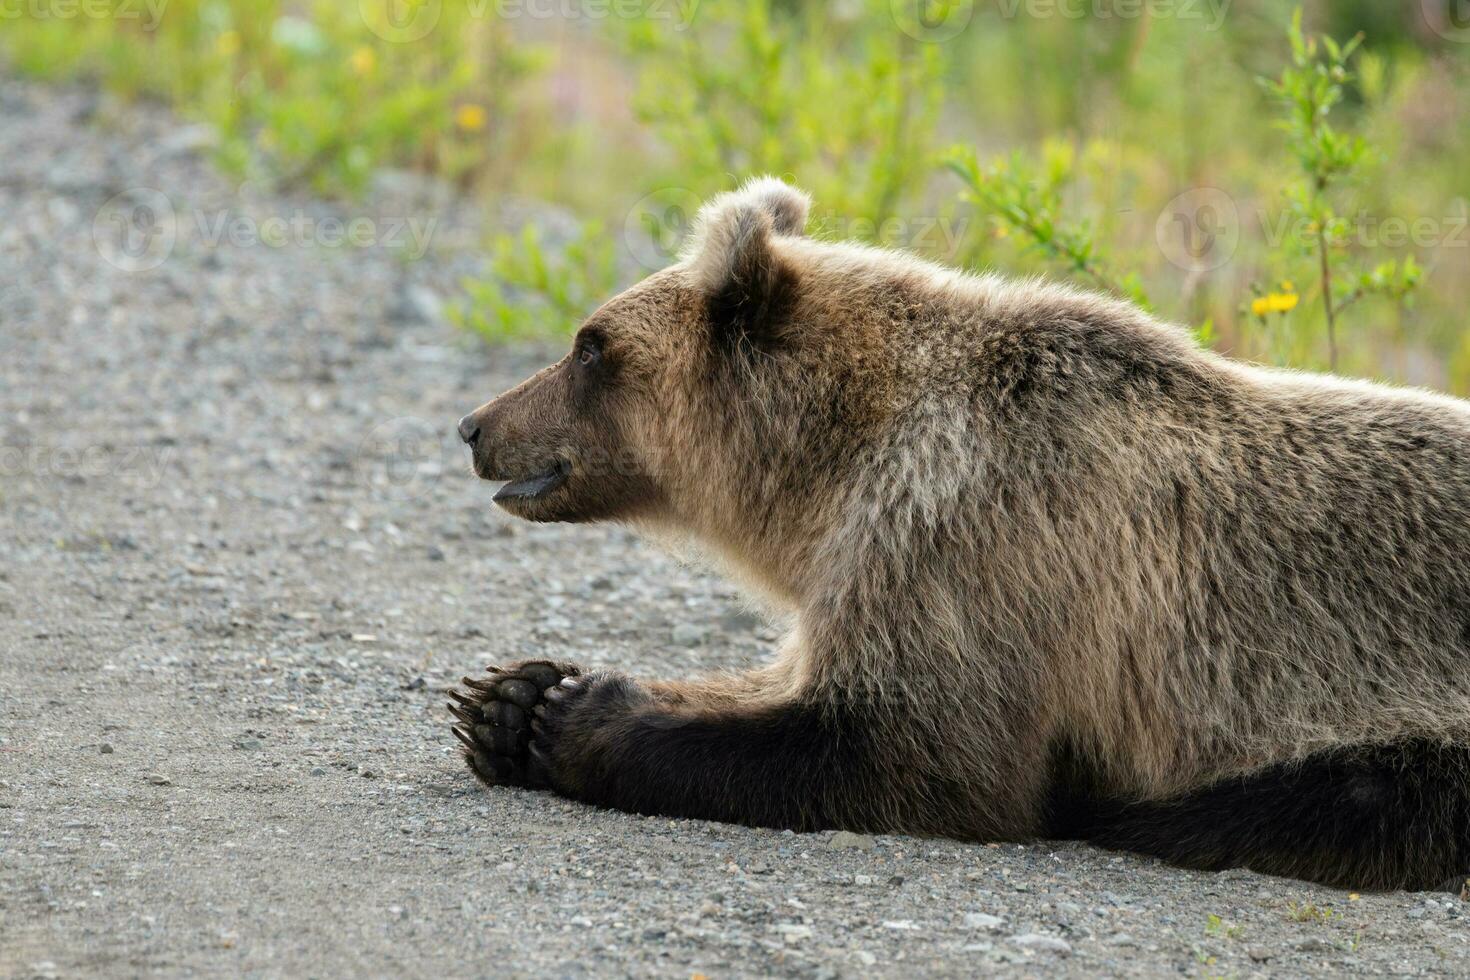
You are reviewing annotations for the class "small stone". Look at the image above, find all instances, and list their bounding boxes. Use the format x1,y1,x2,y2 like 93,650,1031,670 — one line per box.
853,874,874,886
309,767,327,777
1009,933,1072,956
828,830,875,851
853,951,877,967
887,875,905,886
776,923,812,942
1248,947,1272,963
1107,932,1137,947
671,623,707,647
964,912,1003,930
233,737,263,751
99,743,114,754
145,774,171,786
426,545,446,562
360,768,377,779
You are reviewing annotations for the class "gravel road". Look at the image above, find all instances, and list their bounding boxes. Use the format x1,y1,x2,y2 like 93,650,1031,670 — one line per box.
3,78,1469,978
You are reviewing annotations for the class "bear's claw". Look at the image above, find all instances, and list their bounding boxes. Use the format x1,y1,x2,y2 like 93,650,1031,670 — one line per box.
449,659,584,789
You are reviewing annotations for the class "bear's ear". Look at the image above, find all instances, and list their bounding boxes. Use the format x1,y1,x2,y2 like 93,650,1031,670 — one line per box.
684,178,808,348
736,175,811,237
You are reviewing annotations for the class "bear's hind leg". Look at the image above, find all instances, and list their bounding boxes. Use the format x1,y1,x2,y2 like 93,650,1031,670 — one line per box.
1067,740,1470,891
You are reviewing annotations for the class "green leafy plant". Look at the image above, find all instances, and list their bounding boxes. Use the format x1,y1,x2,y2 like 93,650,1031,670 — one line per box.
616,0,946,241
448,222,616,343
1257,8,1421,371
945,141,1152,312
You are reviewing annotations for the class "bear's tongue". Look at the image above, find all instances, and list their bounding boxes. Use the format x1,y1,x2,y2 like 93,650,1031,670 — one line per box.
493,463,567,502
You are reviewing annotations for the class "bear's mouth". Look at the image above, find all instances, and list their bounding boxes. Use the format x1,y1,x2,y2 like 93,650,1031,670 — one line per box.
492,460,570,503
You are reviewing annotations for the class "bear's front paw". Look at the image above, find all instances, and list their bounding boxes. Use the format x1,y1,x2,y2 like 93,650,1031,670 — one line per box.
448,659,587,789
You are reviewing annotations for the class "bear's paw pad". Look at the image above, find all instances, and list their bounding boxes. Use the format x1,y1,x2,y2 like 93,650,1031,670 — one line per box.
449,659,582,788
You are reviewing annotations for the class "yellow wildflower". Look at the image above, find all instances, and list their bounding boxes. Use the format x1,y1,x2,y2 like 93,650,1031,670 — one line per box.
455,104,487,132
1251,291,1300,316
350,46,377,77
216,30,241,58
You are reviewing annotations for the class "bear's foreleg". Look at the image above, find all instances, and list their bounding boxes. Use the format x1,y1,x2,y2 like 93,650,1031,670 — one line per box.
450,659,889,831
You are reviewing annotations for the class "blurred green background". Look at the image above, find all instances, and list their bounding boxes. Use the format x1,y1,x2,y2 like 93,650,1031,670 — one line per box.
4,0,1468,387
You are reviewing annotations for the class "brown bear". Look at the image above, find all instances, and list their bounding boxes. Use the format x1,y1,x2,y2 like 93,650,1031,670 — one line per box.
450,177,1470,891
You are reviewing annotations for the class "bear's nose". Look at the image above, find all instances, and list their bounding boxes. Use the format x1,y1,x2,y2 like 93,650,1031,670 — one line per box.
457,414,481,447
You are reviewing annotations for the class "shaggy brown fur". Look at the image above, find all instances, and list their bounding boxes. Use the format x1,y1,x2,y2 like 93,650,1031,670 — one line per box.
452,177,1470,891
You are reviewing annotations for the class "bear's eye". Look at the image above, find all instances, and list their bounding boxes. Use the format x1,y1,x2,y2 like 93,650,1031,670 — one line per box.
577,339,601,368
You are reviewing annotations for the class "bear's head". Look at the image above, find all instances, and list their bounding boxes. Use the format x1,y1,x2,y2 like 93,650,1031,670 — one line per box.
457,178,902,601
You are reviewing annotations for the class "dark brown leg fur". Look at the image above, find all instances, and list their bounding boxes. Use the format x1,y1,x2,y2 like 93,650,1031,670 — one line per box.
451,662,880,831
1050,739,1470,891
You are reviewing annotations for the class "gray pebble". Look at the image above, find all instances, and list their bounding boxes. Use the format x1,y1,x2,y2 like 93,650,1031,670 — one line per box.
963,912,1003,930
1009,933,1072,956
828,831,875,851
